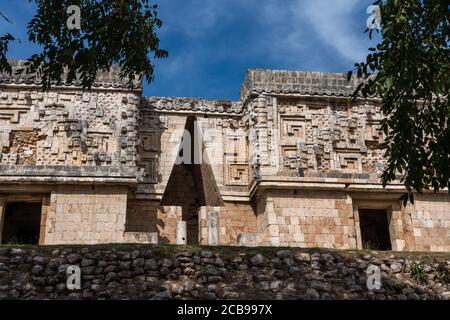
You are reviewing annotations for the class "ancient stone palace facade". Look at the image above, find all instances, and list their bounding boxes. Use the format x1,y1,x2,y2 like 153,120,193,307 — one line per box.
0,61,449,251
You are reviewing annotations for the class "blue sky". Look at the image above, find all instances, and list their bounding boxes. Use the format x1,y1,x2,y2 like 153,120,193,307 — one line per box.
0,0,379,100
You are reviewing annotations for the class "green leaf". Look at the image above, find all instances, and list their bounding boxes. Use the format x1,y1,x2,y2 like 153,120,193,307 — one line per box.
350,0,449,203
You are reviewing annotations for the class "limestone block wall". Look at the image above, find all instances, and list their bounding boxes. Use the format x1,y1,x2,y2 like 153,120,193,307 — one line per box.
39,196,50,245
126,199,181,244
405,194,450,252
44,185,128,244
197,202,257,245
218,202,257,245
255,188,450,252
126,200,257,246
1,68,448,250
125,200,159,234
256,190,353,248
255,192,271,245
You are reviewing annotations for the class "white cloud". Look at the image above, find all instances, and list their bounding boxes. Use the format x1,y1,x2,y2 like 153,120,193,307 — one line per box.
148,0,374,98
254,0,371,66
294,0,370,63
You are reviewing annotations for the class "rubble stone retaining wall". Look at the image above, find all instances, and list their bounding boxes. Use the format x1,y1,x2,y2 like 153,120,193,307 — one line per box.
0,245,448,300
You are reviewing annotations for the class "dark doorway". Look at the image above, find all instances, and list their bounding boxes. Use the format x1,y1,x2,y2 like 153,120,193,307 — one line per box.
1,202,42,244
359,209,391,250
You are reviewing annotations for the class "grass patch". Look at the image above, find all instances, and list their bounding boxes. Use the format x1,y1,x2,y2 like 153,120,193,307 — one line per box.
435,263,450,284
410,262,429,285
362,241,378,251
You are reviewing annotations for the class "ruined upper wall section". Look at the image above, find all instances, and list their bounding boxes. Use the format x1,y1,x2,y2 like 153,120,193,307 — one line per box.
141,96,242,115
0,60,141,91
240,69,362,101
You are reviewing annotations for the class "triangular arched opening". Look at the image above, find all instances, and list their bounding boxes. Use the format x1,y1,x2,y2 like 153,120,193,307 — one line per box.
160,116,223,244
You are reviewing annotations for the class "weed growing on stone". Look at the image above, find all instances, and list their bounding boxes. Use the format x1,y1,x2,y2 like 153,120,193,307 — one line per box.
435,263,450,284
410,262,428,285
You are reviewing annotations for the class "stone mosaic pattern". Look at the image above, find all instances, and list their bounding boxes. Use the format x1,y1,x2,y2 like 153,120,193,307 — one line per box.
0,68,448,251
0,88,140,168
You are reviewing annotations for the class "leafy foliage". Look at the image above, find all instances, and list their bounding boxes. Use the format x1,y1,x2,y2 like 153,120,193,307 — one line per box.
0,11,15,74
0,33,14,74
1,0,168,90
349,0,449,202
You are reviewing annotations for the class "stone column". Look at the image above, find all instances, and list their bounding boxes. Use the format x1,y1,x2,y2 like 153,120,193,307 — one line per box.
353,205,363,250
39,196,50,245
256,94,269,168
176,221,187,245
199,206,221,245
266,200,280,246
401,205,416,251
389,204,406,251
208,210,219,246
198,206,207,245
346,195,358,249
168,206,183,244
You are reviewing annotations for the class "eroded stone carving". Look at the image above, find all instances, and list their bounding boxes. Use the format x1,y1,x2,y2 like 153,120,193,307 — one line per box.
3,67,446,252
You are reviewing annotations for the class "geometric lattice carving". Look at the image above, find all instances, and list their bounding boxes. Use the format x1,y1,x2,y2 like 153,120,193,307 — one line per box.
142,132,157,152
281,117,306,139
338,154,362,173
138,158,157,184
228,163,249,186
276,97,385,175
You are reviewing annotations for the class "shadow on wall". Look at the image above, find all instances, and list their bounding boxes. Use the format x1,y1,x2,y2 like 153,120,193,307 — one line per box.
159,116,223,244
125,115,223,245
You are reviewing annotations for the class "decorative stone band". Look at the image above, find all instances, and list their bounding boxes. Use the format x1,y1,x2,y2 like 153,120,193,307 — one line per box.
1,63,373,101
141,96,243,115
248,174,430,197
0,60,141,90
240,69,365,102
0,165,138,185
